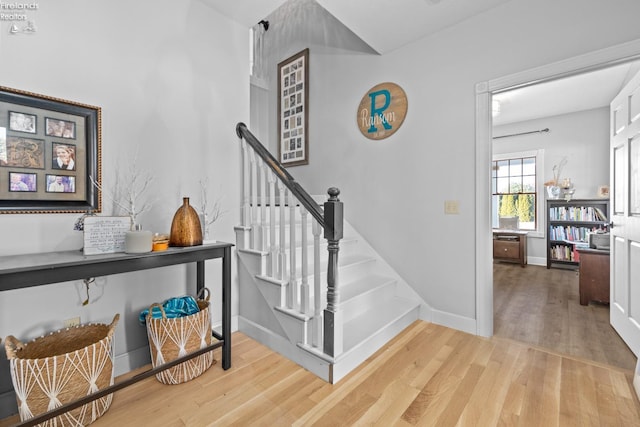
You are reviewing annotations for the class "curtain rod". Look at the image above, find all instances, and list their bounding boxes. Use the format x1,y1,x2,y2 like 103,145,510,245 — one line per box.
493,128,549,139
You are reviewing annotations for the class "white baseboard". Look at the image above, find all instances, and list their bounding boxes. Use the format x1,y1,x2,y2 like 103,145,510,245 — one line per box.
114,346,151,377
239,316,331,381
634,359,640,401
528,256,546,266
431,309,477,335
212,315,239,336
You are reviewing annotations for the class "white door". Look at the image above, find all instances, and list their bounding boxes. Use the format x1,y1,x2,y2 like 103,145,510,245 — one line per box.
610,70,640,362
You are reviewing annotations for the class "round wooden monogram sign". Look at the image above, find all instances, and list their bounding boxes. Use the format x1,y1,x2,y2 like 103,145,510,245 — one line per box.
357,82,408,140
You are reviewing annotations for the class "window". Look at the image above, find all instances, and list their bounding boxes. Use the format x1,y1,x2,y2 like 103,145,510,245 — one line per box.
492,150,543,234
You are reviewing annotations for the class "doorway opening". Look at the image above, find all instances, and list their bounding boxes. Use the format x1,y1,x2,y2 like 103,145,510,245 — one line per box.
475,40,640,369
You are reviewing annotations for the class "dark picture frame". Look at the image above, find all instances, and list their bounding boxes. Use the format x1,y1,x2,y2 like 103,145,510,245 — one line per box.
0,86,101,214
277,48,309,167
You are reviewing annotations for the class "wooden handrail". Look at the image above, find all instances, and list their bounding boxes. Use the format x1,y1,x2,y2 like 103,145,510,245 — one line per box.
236,122,325,228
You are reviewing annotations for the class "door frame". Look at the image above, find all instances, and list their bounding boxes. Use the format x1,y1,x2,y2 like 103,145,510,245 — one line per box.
475,38,640,337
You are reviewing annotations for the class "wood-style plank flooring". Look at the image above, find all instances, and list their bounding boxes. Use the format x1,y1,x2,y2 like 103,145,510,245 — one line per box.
494,262,637,371
2,320,639,426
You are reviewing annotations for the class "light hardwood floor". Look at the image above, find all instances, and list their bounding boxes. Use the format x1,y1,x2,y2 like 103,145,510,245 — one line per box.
494,262,637,371
2,320,639,426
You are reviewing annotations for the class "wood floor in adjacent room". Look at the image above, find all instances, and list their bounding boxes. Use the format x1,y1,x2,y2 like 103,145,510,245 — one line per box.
493,262,637,371
3,319,640,426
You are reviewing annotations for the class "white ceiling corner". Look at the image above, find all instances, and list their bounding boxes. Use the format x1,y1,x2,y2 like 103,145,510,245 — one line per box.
315,0,512,54
202,0,288,28
204,0,513,54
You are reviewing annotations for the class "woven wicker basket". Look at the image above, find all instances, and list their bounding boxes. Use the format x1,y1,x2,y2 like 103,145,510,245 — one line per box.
4,314,119,427
145,288,215,384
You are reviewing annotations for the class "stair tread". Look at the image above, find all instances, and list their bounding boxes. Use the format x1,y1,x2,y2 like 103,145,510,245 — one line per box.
343,297,419,353
340,274,395,302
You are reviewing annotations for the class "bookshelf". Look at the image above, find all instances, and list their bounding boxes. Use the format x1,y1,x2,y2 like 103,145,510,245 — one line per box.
546,198,609,269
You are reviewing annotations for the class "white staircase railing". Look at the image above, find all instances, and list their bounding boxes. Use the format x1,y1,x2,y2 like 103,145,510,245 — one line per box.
236,123,344,358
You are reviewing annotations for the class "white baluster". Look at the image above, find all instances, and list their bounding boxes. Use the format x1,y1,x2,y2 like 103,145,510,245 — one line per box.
259,162,267,251
268,171,277,277
312,220,322,349
277,183,287,281
288,191,297,310
241,140,250,228
249,150,259,250
300,205,309,317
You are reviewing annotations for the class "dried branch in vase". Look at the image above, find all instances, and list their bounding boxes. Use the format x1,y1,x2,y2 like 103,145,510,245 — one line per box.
197,178,226,240
89,156,155,228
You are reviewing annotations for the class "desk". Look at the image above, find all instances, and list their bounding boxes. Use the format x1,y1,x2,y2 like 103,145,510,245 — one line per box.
0,242,233,426
577,248,610,305
493,230,528,267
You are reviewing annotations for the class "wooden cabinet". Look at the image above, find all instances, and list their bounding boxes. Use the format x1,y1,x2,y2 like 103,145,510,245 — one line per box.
578,248,610,305
493,230,528,267
547,198,609,269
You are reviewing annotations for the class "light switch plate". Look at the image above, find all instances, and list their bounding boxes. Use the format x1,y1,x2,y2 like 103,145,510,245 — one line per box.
444,200,460,214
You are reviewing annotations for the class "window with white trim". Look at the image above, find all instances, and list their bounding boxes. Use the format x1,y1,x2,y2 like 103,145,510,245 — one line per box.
492,150,544,235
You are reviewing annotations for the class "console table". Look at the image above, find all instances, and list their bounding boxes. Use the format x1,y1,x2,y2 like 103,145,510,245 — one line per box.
0,242,233,427
493,230,528,267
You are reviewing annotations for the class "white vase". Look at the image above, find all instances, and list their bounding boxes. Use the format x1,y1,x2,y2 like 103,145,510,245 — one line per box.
125,224,153,253
546,185,561,199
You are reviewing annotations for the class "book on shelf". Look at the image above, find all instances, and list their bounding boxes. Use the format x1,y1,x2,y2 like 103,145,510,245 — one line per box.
549,205,608,222
550,244,577,262
594,207,607,221
549,225,604,241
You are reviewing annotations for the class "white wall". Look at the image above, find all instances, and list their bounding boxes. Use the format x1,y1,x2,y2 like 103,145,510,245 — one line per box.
259,0,640,329
493,107,610,262
0,0,249,417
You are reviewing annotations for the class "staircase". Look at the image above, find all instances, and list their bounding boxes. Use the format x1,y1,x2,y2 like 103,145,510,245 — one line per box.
235,123,423,383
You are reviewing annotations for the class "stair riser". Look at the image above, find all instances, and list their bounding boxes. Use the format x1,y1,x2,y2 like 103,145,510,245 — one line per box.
341,281,397,323
254,276,287,308
237,250,269,276
274,309,309,345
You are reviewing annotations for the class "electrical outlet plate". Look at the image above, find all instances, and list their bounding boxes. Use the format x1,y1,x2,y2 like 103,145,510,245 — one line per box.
64,316,81,328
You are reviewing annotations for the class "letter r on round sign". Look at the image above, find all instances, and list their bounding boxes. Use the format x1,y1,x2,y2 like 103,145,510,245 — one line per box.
367,89,392,133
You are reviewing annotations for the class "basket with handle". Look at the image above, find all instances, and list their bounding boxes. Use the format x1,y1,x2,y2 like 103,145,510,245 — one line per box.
4,314,119,427
145,288,215,384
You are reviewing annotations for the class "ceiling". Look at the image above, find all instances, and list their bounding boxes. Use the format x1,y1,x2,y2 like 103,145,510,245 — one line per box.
203,0,512,54
205,0,640,126
493,61,640,126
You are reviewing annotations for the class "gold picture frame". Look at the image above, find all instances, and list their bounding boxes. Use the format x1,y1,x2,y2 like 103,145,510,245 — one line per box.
0,86,101,214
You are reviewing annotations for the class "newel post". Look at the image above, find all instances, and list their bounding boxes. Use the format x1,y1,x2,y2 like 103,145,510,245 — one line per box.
323,187,344,357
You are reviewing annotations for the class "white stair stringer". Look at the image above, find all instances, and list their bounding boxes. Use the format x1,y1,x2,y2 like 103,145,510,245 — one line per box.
236,215,428,384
